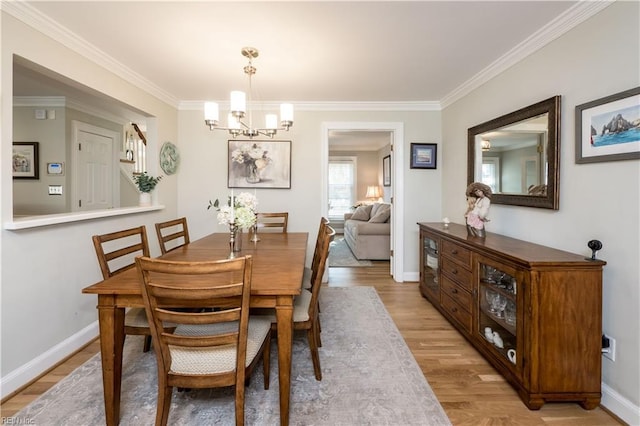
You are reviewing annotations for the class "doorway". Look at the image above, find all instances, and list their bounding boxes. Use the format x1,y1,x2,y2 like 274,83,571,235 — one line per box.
321,122,404,282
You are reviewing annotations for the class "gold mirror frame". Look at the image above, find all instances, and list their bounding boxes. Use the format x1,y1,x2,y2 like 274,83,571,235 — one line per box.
467,96,561,210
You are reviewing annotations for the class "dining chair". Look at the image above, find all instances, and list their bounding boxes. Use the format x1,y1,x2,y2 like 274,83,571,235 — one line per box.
155,217,190,254
135,255,271,426
264,224,335,381
257,212,288,233
304,217,330,288
92,225,174,352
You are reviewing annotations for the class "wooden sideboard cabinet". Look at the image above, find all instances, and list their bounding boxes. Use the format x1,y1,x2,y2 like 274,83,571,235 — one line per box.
418,222,606,410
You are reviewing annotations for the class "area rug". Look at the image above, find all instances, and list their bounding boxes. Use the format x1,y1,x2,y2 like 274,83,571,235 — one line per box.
13,287,450,426
328,237,373,267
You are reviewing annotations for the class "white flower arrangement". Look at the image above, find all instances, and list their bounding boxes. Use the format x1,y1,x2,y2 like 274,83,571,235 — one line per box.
231,143,271,170
208,192,258,230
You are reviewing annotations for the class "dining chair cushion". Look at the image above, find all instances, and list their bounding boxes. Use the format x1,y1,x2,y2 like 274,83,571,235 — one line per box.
260,289,312,325
169,317,272,375
293,289,312,322
125,308,151,328
125,308,176,329
302,267,312,289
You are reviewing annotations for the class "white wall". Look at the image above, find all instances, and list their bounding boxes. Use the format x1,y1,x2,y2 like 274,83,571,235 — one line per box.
441,2,639,423
1,12,180,394
177,108,442,275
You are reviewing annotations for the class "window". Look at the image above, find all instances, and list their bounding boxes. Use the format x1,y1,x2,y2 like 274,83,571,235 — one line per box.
482,157,500,193
328,157,357,220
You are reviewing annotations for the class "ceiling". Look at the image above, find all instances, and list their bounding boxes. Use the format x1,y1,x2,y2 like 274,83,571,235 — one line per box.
11,1,597,149
15,1,586,105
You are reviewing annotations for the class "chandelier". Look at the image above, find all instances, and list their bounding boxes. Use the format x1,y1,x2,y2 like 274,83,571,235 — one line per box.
204,47,293,139
481,139,491,151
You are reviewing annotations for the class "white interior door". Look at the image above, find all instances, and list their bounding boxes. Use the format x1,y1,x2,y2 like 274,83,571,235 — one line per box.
72,121,119,211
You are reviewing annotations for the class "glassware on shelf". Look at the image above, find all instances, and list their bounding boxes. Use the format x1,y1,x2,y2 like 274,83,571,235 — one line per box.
485,288,499,314
484,266,497,282
505,300,516,326
491,293,508,318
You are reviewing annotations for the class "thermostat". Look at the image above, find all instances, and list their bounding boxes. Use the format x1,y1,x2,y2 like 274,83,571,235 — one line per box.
47,162,64,175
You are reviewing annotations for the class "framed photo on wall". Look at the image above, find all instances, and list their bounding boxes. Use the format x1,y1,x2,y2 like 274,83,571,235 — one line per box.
228,140,291,189
575,87,640,163
383,155,391,186
13,142,39,179
410,143,437,169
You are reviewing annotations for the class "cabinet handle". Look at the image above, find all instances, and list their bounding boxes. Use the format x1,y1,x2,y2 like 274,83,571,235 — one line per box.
451,268,458,274
451,288,458,294
451,307,458,312
451,249,458,255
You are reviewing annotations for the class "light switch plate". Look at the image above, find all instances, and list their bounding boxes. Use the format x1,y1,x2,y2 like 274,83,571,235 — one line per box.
48,185,63,195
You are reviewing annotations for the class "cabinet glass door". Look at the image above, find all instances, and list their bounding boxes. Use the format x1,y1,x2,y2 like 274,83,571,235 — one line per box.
422,234,439,300
477,261,519,368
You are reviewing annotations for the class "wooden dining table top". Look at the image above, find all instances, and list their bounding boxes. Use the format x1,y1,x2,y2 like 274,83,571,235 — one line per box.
82,232,308,297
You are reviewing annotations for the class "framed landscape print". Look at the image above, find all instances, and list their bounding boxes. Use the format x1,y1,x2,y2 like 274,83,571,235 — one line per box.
12,142,39,179
575,87,640,163
410,143,437,169
228,140,291,189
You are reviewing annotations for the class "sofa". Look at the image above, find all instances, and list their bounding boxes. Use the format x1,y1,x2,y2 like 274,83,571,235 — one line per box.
343,203,391,260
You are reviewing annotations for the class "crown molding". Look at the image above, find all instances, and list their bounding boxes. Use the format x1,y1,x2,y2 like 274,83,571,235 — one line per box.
5,0,614,111
179,100,441,112
440,0,615,109
4,1,179,108
13,96,65,107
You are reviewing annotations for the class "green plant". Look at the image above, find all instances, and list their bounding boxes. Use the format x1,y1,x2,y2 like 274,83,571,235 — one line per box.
133,172,162,193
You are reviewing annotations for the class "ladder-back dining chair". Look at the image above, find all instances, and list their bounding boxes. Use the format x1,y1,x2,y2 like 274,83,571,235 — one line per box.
263,224,335,381
155,217,190,254
257,212,288,233
304,217,330,289
92,225,174,352
136,255,271,426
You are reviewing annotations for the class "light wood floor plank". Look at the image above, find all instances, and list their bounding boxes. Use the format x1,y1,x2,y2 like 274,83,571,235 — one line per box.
0,262,624,425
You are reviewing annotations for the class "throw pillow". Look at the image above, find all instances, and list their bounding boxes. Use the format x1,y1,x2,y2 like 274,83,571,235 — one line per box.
369,206,391,223
351,204,373,221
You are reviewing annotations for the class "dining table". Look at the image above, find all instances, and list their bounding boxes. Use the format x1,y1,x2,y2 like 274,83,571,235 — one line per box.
82,231,308,426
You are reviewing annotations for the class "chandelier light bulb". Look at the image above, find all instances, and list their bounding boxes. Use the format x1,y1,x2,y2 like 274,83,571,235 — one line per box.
204,102,219,122
230,91,246,118
265,114,278,129
280,103,294,122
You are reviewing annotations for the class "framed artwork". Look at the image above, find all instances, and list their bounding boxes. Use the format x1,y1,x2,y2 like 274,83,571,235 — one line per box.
410,143,437,169
383,155,391,186
575,87,640,163
228,140,291,189
13,142,39,179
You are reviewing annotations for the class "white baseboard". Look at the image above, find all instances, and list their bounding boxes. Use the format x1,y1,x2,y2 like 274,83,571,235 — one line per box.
0,322,99,400
403,271,419,282
601,382,640,426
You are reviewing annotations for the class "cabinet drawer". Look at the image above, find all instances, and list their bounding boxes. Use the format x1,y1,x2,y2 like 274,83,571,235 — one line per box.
441,257,472,291
441,293,472,333
441,240,471,268
441,275,472,312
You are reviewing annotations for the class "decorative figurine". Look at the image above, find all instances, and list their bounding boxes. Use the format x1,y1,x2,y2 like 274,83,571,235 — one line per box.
464,182,492,238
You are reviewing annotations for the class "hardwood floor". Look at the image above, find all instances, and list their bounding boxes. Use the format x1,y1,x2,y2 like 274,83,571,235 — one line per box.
1,262,623,425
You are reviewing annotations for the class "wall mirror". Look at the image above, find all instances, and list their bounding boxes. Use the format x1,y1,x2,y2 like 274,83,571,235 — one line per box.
12,55,150,219
467,96,561,210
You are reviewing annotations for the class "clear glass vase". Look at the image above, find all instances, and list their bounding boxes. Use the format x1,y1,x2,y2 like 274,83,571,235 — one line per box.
246,163,260,184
